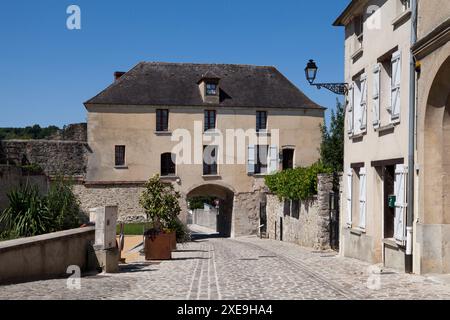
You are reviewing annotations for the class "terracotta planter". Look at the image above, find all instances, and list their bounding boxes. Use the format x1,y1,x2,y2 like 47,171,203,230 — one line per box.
169,231,177,251
144,232,172,260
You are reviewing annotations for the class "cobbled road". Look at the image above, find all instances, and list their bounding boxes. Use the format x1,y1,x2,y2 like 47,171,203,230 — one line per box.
1,236,450,300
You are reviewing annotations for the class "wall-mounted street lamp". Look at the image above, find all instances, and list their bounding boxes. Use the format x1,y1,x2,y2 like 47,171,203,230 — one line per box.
304,59,348,95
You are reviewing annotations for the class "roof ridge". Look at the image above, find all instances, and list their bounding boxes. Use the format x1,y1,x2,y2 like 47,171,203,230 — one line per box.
139,61,276,69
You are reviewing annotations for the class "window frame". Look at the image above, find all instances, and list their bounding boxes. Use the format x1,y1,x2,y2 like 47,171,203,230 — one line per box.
256,111,268,132
254,144,269,174
204,110,217,132
156,109,169,132
114,145,126,167
203,145,218,176
205,83,217,96
161,152,176,177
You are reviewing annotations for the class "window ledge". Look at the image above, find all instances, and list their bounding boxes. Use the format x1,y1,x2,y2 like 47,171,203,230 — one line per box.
251,173,269,177
349,228,365,236
351,47,364,61
203,129,220,136
256,130,271,136
160,175,179,180
114,165,128,170
154,131,172,136
375,120,400,133
202,174,221,179
350,131,366,140
392,9,411,28
383,238,401,248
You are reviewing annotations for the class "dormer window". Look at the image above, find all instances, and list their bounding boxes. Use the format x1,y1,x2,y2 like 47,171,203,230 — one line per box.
206,83,217,96
198,71,221,103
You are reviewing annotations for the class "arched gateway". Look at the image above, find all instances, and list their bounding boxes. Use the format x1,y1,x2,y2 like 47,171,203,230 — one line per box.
186,183,235,237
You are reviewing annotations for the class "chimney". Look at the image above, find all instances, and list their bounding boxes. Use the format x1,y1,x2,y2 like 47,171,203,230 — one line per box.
114,71,125,81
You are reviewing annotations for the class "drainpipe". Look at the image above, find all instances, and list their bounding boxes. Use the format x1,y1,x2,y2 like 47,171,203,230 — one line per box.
406,0,418,273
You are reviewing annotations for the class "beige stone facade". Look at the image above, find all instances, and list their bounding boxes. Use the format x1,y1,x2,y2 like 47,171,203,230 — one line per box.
413,1,450,274
335,0,450,274
81,63,324,237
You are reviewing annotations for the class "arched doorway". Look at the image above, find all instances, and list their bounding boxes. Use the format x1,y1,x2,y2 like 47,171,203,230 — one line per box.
186,184,235,237
424,56,450,225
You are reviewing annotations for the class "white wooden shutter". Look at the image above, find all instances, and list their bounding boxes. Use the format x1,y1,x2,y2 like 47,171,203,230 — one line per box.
394,164,407,243
359,167,367,230
391,51,401,121
353,81,362,134
346,169,353,227
360,74,367,131
268,145,278,174
347,84,354,135
372,64,381,128
247,145,255,174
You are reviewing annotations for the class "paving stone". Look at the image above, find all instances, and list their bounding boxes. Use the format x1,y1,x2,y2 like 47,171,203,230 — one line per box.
1,237,450,300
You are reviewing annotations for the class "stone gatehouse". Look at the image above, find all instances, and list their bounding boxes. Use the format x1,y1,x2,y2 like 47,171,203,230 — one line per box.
79,62,325,237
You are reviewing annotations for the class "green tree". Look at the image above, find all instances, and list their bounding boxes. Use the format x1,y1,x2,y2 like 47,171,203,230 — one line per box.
320,99,344,172
139,174,181,230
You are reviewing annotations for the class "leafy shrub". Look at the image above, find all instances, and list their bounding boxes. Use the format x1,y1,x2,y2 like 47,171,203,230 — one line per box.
139,174,181,231
46,176,82,232
265,162,332,201
167,217,191,243
0,184,52,238
0,178,81,240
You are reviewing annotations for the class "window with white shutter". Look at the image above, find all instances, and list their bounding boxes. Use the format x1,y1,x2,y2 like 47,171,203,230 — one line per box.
268,145,278,174
360,74,367,131
347,85,354,135
346,169,353,227
372,64,381,128
359,167,367,230
391,51,401,121
353,78,362,135
394,164,407,243
247,145,255,174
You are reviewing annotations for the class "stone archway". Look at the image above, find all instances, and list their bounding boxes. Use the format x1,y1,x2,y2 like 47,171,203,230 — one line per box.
186,184,235,237
423,56,450,225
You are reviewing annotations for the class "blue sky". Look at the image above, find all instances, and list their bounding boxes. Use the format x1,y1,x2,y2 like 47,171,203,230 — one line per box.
0,0,349,128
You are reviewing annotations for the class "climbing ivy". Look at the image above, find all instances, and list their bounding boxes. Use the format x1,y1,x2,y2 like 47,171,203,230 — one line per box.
264,162,332,201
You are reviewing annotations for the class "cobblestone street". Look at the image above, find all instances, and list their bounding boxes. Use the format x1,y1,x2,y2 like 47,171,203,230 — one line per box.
1,236,450,300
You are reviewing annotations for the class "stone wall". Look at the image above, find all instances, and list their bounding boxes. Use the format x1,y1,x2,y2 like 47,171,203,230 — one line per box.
0,140,88,177
266,174,334,250
232,191,263,237
0,227,95,285
0,165,49,212
72,184,146,223
49,123,87,142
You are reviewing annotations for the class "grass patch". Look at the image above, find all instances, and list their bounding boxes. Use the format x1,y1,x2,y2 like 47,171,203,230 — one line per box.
116,223,147,235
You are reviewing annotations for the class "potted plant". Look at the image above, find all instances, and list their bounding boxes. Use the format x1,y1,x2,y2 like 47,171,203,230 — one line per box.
139,174,181,260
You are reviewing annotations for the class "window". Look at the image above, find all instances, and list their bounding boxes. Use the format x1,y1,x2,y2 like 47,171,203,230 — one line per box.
156,109,169,132
206,83,217,96
255,145,268,174
256,111,267,132
283,200,291,216
291,200,300,219
204,110,216,131
115,145,125,167
354,15,364,50
349,73,367,135
390,51,402,121
401,0,410,12
247,145,278,175
282,149,294,170
347,166,366,230
161,153,176,176
203,145,218,175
